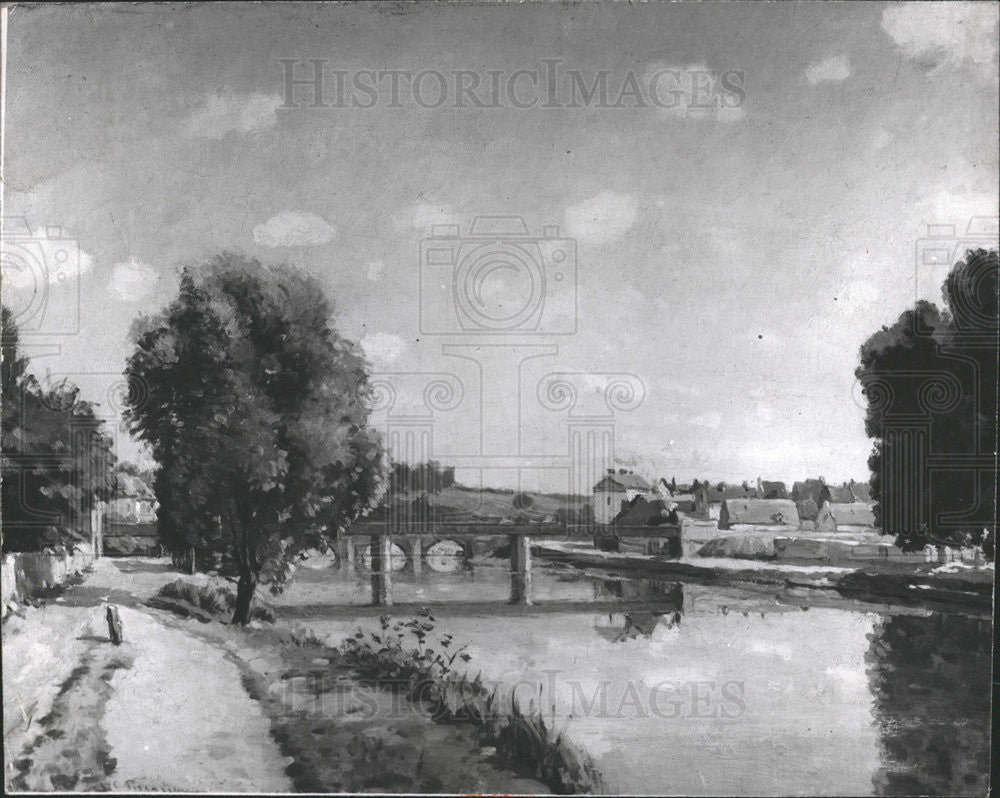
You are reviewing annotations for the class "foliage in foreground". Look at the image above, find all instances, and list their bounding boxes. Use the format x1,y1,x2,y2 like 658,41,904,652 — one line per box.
339,613,603,794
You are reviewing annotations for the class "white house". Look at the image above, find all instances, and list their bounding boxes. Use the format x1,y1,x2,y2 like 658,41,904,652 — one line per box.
592,470,656,524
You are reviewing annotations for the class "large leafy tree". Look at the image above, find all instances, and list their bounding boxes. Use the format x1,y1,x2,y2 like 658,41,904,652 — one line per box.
856,249,998,552
1,306,116,551
124,254,386,623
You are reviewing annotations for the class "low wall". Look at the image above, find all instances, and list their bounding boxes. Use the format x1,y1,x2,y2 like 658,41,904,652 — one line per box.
927,545,986,565
681,518,721,557
773,537,932,564
1,544,94,616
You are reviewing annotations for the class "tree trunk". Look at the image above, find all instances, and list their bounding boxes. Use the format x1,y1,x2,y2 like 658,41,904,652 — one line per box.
232,565,257,625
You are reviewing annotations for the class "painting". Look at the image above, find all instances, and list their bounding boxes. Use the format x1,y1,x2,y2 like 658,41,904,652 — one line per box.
1,2,996,795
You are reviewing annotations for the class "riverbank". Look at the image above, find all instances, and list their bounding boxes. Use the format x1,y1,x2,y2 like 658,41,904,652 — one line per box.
2,557,573,794
2,560,291,792
150,579,594,793
533,541,994,610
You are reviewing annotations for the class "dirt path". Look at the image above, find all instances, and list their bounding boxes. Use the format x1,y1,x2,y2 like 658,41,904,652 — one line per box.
103,607,291,792
2,558,292,792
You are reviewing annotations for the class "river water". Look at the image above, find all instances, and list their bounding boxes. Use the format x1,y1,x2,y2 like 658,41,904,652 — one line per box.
273,552,992,796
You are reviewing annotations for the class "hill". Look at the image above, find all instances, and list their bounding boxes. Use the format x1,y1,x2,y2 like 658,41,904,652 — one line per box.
368,485,591,524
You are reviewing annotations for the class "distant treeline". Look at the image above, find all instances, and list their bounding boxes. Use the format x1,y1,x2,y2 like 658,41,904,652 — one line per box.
389,461,456,494
451,484,588,503
389,462,587,503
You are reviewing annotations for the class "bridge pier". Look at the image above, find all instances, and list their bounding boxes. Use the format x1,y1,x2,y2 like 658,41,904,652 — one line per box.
336,536,356,569
370,533,393,606
410,537,422,577
509,534,532,605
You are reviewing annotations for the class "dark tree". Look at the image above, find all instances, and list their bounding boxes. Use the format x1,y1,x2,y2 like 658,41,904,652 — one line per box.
124,254,386,623
387,460,454,495
1,306,116,551
857,249,998,552
512,491,534,510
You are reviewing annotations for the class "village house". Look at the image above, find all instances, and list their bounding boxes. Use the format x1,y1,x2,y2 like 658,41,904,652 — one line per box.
718,498,801,532
847,480,871,502
667,493,698,514
694,482,756,520
592,469,656,525
791,479,831,521
826,484,856,503
613,496,671,526
815,501,877,534
791,478,872,519
106,473,157,524
756,478,788,499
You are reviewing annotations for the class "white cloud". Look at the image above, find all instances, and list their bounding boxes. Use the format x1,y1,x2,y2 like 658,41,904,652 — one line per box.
871,128,894,150
655,376,705,399
1,225,93,291
107,258,157,302
644,62,748,123
184,91,283,139
881,2,998,73
393,201,459,234
805,54,852,85
690,411,723,430
916,190,1000,229
361,332,406,368
564,191,638,246
253,211,337,248
748,640,794,661
715,105,747,124
755,401,776,425
839,278,880,313
823,665,869,694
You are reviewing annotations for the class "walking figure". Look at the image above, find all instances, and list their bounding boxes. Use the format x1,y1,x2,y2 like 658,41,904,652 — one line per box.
106,605,124,645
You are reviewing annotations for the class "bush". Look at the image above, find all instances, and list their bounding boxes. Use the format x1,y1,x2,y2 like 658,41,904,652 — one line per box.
512,492,534,510
339,612,603,793
155,577,274,622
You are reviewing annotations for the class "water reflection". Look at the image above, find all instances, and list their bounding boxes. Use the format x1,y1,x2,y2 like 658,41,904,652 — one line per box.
278,557,991,795
425,540,466,573
594,610,684,643
866,613,991,796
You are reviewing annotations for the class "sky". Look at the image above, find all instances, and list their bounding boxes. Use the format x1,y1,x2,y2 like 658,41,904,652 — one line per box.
2,1,998,493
